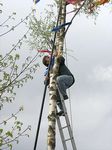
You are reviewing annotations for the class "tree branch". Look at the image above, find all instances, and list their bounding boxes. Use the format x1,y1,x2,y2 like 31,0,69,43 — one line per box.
0,10,34,37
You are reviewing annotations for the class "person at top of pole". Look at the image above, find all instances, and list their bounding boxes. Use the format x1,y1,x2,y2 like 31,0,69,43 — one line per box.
42,51,75,116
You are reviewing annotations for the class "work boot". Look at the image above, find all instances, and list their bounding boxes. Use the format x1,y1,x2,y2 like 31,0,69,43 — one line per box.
57,110,65,116
57,102,63,110
63,95,68,100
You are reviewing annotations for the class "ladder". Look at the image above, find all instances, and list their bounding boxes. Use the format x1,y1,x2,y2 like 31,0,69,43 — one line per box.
56,87,77,150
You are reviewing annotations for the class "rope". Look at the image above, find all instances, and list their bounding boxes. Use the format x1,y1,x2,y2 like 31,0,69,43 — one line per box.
33,3,62,150
62,1,87,129
62,1,87,133
62,0,87,135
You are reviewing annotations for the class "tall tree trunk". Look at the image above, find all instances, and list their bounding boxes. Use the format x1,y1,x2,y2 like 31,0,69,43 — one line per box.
47,0,66,150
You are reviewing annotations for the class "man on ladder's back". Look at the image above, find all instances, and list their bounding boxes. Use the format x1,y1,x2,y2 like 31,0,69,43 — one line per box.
42,52,75,116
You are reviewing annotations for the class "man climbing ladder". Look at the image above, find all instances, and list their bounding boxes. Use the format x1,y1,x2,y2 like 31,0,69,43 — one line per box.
42,51,75,116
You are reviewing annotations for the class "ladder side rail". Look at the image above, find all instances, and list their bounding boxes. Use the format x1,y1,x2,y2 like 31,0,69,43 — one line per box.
56,111,68,150
57,86,77,150
61,99,77,150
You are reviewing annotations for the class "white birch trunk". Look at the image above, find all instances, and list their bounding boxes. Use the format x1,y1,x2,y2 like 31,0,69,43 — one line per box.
47,1,66,150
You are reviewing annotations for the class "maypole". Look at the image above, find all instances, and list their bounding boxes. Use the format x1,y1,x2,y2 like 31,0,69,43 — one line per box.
47,0,66,149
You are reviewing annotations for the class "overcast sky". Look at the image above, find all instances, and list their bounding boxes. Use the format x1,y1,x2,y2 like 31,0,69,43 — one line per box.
0,0,112,150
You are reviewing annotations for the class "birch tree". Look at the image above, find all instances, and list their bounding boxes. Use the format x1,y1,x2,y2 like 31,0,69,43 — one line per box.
47,1,66,149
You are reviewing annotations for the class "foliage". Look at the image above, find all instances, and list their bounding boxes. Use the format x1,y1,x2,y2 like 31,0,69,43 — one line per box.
0,107,31,150
0,2,39,149
29,0,111,51
0,2,39,109
0,8,35,37
0,2,3,14
0,51,39,110
67,0,111,16
28,4,57,50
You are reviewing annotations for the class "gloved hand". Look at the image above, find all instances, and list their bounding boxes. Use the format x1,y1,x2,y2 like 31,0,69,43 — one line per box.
44,76,50,86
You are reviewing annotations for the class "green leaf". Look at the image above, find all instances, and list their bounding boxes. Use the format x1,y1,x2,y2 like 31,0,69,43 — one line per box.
0,55,2,59
0,129,3,134
13,12,16,15
6,131,13,138
15,54,20,60
17,126,21,131
19,106,24,111
0,3,3,6
11,26,14,31
3,120,7,125
24,35,27,39
16,140,19,144
9,55,13,60
0,137,3,147
8,143,12,150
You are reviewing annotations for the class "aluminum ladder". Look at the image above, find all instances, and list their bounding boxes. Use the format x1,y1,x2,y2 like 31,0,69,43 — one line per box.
56,87,77,150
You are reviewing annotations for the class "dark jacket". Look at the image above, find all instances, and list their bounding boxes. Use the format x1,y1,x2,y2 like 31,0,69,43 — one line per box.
58,56,72,76
58,56,75,86
44,56,75,86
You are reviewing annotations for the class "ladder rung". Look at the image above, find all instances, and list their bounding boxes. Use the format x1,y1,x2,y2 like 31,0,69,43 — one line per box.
56,85,77,150
64,137,73,142
61,125,70,129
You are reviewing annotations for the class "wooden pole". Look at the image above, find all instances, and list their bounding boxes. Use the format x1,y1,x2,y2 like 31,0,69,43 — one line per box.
47,0,66,150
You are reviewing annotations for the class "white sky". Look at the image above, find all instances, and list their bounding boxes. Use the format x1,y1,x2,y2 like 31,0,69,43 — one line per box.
0,0,112,150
